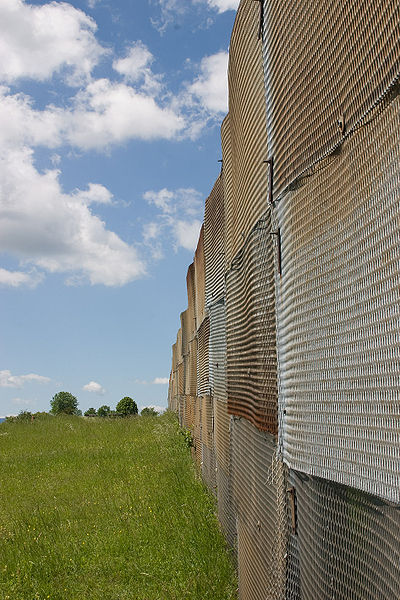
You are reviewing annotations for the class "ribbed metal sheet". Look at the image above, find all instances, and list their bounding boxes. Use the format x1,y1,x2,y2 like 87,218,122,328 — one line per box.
278,95,400,503
263,0,400,197
224,0,270,266
216,464,237,550
186,262,197,342
193,396,202,468
183,395,196,431
180,309,190,358
214,397,231,474
226,210,278,433
204,175,225,305
184,339,197,397
197,316,210,397
209,299,227,400
221,114,233,275
195,225,206,330
232,418,287,600
201,395,214,450
202,441,217,497
288,470,400,600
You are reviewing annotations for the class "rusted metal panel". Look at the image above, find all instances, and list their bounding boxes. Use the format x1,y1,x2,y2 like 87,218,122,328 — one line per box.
226,209,278,434
214,396,231,474
277,95,400,503
194,225,206,329
201,395,214,450
204,175,225,306
197,316,210,397
202,442,217,497
184,338,197,397
289,470,400,600
263,0,400,198
224,0,270,266
209,299,227,400
232,418,287,600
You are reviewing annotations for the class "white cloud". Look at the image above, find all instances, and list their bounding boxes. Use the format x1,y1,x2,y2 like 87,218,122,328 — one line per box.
0,370,51,388
73,183,114,206
143,187,203,253
0,147,146,286
207,0,239,13
113,42,162,95
83,381,106,395
0,0,106,85
0,267,44,288
141,405,166,413
152,377,169,385
188,51,228,114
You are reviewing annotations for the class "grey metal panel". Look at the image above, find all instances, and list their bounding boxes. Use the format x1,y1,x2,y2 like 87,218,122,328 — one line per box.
209,299,227,400
204,175,225,306
202,442,217,498
216,464,237,551
290,470,400,600
197,317,210,397
232,418,287,600
277,95,400,503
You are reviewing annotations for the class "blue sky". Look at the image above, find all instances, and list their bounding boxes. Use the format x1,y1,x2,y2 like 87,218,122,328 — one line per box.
0,0,239,416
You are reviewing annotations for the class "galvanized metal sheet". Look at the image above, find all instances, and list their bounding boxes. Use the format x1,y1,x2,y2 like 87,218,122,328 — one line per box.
209,299,227,400
277,95,400,503
223,0,270,266
232,418,287,600
205,175,225,305
226,210,278,434
289,470,400,600
263,0,400,198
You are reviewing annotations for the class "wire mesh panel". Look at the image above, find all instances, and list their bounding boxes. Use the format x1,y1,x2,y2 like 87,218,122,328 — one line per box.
205,175,225,305
289,470,400,600
209,299,227,400
195,225,206,330
277,95,400,503
224,0,270,266
232,418,287,600
197,316,210,397
226,210,278,433
263,0,400,197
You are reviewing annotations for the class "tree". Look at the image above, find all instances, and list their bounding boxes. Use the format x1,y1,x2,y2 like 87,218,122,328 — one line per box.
84,407,97,417
97,405,111,417
50,391,79,415
141,407,158,417
116,397,138,417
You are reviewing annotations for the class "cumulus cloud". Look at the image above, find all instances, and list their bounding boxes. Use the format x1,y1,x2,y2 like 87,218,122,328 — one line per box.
143,187,203,253
0,0,106,85
0,370,51,388
0,267,44,288
83,381,106,394
113,42,162,95
207,0,239,12
0,147,146,286
152,377,169,385
188,51,229,114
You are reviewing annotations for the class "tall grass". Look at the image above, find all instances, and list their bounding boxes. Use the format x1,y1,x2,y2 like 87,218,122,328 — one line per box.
0,413,237,600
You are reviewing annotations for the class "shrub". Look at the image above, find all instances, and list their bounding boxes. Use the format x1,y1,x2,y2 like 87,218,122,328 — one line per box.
97,405,111,418
50,391,79,415
141,407,159,417
116,397,138,417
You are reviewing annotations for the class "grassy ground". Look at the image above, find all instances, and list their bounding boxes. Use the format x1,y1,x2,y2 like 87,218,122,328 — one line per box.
0,413,237,600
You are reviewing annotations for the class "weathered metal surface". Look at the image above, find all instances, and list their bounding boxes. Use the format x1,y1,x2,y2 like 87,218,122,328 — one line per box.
202,442,217,497
263,0,400,198
232,418,287,600
226,210,278,434
194,225,206,330
214,396,231,474
223,0,270,266
201,395,214,450
204,175,225,306
186,263,197,342
209,299,227,400
197,316,210,397
184,339,197,397
289,470,400,600
277,94,400,503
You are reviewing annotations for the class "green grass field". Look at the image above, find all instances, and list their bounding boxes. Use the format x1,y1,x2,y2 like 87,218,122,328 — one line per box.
0,413,237,600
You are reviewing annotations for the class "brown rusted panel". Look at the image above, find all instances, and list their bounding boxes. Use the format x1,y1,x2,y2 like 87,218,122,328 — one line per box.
197,316,210,397
224,0,270,266
202,442,217,497
194,225,206,329
277,95,400,503
226,208,278,434
204,175,225,305
184,338,197,397
214,396,231,474
201,395,214,450
263,0,400,197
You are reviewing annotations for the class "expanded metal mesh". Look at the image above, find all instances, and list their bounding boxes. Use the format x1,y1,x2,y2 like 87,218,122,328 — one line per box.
197,316,210,397
226,209,278,433
263,0,400,197
224,0,270,266
232,418,287,600
209,299,227,400
195,225,206,330
204,175,225,305
288,470,400,600
277,94,400,503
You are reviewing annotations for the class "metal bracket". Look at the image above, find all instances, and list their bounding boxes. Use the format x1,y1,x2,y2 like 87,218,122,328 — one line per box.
253,0,264,40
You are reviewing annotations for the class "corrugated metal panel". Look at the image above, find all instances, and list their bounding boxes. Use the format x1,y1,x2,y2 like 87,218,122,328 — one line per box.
214,397,231,474
176,328,183,366
193,396,202,467
277,95,400,503
184,338,197,397
204,175,225,305
186,263,197,342
183,395,196,431
180,309,190,358
232,418,287,600
194,225,206,329
225,0,270,266
197,316,210,397
221,114,234,274
209,299,227,400
226,210,278,434
289,470,400,600
216,464,237,550
263,0,400,197
202,442,217,497
201,395,214,450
